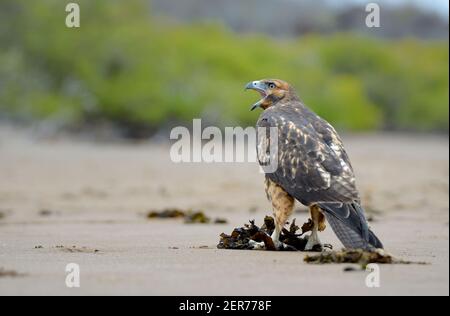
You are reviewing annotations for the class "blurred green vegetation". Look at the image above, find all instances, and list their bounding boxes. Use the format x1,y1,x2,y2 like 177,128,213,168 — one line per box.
0,0,448,133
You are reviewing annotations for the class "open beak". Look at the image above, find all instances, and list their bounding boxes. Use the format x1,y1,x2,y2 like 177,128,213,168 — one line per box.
245,81,267,111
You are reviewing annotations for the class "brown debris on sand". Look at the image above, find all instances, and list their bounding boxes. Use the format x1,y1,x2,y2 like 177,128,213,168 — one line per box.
217,216,323,251
0,268,25,278
147,208,185,219
0,209,9,220
39,209,56,217
147,209,228,224
184,211,211,224
55,245,100,253
304,249,429,268
218,219,265,250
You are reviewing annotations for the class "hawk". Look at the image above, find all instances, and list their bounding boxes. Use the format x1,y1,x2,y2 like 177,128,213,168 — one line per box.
246,79,383,251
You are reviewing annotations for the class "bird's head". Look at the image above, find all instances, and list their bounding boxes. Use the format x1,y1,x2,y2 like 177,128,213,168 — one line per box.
245,79,297,111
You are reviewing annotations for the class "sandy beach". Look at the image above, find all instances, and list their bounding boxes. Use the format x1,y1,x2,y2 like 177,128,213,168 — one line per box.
0,125,448,296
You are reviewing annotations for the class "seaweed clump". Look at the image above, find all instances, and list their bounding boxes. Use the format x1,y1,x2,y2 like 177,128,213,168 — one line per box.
0,268,25,278
147,208,228,224
217,216,321,251
304,249,393,267
304,249,428,268
147,209,185,219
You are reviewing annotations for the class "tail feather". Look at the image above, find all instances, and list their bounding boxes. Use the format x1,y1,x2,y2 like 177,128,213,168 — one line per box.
368,228,384,249
319,202,383,250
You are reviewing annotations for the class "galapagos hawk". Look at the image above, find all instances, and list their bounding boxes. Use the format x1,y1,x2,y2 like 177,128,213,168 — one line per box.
245,79,383,251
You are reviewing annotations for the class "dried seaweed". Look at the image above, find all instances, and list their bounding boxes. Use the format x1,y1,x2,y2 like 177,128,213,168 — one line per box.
304,249,428,267
147,208,186,219
184,212,210,224
0,268,25,278
39,209,55,217
218,220,260,250
217,216,319,251
147,209,228,224
55,245,100,253
214,218,229,224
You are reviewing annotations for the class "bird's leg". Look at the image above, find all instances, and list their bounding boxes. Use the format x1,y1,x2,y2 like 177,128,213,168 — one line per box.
270,226,282,248
305,205,326,251
265,178,295,250
248,240,265,250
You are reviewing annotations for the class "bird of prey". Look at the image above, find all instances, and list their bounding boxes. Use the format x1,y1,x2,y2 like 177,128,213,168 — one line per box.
245,79,383,251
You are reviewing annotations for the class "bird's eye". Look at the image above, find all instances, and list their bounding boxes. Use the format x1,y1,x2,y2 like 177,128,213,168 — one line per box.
268,83,276,89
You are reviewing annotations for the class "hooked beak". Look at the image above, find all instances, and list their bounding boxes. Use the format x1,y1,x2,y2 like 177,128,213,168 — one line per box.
245,81,267,111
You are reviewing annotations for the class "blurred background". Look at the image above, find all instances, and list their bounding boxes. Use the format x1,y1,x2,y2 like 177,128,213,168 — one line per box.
0,0,448,138
0,1,449,296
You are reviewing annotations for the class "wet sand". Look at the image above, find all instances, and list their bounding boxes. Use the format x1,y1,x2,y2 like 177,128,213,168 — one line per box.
0,126,448,296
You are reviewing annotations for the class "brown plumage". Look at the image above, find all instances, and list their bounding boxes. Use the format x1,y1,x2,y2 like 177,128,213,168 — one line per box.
246,79,383,250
